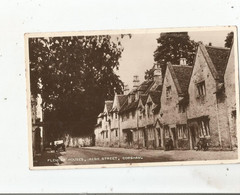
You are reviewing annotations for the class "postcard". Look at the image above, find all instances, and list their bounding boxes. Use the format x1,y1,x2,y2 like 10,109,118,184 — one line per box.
25,26,239,169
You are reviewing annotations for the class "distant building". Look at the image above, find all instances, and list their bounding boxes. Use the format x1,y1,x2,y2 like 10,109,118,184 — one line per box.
95,101,113,146
31,94,44,155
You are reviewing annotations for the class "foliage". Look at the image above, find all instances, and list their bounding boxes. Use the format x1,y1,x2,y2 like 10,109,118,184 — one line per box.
29,35,126,136
146,32,197,79
224,32,234,48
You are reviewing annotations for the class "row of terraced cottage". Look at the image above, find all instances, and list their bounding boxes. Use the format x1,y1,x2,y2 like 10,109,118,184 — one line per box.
94,42,238,150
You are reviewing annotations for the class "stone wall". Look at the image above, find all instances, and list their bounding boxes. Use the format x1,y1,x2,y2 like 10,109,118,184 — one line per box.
188,48,231,149
224,46,238,148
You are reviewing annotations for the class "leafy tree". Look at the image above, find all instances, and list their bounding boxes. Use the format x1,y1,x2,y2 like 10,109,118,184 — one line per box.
29,35,128,136
224,32,233,48
146,32,197,80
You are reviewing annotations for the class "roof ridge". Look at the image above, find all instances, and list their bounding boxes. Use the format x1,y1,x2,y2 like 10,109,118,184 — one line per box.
205,45,230,50
199,43,219,80
172,65,192,68
167,62,183,95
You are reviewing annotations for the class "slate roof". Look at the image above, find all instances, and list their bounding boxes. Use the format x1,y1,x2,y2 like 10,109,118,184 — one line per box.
205,46,230,78
105,101,113,112
139,94,148,105
117,95,127,107
137,80,154,93
149,91,161,105
119,100,138,114
199,43,230,81
172,65,193,95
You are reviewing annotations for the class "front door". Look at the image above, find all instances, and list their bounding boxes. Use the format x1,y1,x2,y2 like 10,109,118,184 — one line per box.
190,126,197,149
157,128,161,147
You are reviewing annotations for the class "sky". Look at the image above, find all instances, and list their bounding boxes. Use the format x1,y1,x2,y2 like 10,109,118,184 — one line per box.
114,30,232,90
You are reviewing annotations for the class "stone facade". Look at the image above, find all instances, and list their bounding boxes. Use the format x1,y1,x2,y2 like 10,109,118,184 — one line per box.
161,62,192,150
94,43,238,151
188,43,232,149
224,44,238,149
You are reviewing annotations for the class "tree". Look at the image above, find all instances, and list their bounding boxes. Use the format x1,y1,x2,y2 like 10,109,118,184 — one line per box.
225,32,233,48
29,35,128,136
146,32,197,79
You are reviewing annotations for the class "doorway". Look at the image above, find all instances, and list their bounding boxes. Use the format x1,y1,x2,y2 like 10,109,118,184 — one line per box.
190,126,197,149
170,127,177,148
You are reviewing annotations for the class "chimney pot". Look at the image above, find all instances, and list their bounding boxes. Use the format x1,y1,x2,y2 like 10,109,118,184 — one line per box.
133,75,140,90
180,58,187,66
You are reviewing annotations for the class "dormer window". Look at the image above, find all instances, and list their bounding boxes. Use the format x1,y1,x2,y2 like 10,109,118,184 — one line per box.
178,104,186,113
166,86,172,99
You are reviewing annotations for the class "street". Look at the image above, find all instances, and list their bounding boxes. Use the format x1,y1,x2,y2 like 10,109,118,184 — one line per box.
33,146,238,166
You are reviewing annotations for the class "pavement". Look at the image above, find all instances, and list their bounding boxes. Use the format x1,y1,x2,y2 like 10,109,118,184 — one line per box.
33,146,238,167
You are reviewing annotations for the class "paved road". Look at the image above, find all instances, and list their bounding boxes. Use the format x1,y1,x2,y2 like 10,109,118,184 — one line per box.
34,146,238,166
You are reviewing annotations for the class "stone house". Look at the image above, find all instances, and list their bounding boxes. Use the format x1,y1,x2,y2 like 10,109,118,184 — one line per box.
109,94,127,147
187,43,232,149
118,78,141,148
94,100,113,146
161,59,193,150
118,64,163,148
144,91,162,149
224,43,238,149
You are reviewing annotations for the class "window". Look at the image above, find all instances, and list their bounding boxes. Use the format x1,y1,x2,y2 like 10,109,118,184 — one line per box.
116,129,118,137
147,104,152,118
115,113,117,119
133,131,138,140
165,126,170,138
132,111,136,118
178,104,186,113
198,118,210,137
106,131,108,138
197,81,206,96
105,116,107,122
166,86,172,99
139,110,142,120
177,125,187,139
139,130,143,138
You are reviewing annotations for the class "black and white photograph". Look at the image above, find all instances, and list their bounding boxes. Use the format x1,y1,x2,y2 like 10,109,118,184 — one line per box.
25,26,239,169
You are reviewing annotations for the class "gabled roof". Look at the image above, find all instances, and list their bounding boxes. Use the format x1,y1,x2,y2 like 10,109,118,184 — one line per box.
117,95,127,107
199,43,230,81
137,80,154,93
105,101,113,113
205,46,230,78
139,94,148,105
167,63,193,96
119,100,138,114
149,91,161,105
172,65,193,95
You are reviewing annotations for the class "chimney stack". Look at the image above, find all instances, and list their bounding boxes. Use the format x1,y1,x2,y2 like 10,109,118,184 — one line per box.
133,75,140,90
153,63,162,85
180,58,187,66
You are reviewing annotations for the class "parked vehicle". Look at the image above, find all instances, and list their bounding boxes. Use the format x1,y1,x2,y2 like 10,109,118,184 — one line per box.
196,137,209,151
51,140,66,152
